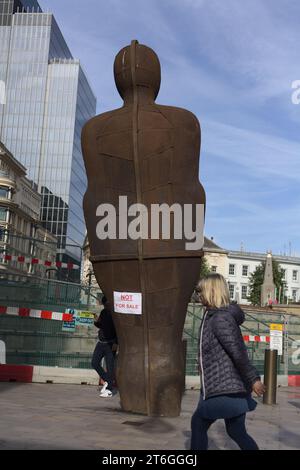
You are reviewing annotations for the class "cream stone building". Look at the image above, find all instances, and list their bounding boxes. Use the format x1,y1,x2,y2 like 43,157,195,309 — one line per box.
226,250,300,304
203,237,300,304
203,237,229,277
0,142,57,278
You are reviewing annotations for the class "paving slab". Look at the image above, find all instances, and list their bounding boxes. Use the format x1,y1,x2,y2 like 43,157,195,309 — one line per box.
0,383,299,450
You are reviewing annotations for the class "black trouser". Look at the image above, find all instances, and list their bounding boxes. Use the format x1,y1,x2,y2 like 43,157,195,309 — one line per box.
191,412,259,450
91,341,114,391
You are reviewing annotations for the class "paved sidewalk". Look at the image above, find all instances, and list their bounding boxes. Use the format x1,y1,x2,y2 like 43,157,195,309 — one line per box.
0,383,299,450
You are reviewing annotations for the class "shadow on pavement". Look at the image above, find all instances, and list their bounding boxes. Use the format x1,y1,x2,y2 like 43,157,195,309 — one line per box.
288,400,300,409
0,438,105,450
0,382,29,394
278,428,300,449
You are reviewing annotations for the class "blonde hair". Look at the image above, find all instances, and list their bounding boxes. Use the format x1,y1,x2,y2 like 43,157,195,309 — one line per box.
196,273,230,309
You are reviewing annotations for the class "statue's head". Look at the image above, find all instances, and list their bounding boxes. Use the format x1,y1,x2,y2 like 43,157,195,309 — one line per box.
114,40,161,101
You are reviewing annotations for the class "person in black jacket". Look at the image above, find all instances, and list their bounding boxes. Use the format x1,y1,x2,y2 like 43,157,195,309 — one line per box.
191,273,266,450
91,295,118,398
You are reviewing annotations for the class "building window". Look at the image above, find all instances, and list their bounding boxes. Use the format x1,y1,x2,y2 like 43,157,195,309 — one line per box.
281,269,286,280
229,264,235,276
211,265,217,273
228,283,235,299
0,208,7,221
0,186,9,199
292,290,298,302
293,270,298,282
0,161,9,178
241,285,248,299
242,265,249,276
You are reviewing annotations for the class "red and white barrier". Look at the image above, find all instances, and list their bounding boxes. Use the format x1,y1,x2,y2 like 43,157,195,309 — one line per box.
0,364,98,385
0,364,34,383
0,254,79,270
243,335,270,343
288,376,300,387
0,306,72,322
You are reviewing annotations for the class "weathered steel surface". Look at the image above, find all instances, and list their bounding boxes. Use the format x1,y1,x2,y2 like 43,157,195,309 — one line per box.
81,40,206,416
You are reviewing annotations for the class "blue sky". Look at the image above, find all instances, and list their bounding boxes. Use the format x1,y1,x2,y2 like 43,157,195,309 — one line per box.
39,0,300,255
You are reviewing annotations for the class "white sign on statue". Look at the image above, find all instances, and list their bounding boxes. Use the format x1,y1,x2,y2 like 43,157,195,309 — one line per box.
113,291,142,315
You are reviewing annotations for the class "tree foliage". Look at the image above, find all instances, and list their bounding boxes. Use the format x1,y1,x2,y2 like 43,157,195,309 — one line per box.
199,256,212,280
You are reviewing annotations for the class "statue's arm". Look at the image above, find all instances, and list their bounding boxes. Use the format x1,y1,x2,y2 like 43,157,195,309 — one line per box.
81,120,96,181
185,109,201,140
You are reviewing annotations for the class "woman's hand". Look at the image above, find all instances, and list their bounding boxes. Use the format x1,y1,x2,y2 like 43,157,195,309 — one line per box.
252,380,266,396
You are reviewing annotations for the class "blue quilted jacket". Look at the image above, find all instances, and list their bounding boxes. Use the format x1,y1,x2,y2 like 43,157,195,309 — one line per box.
198,303,260,400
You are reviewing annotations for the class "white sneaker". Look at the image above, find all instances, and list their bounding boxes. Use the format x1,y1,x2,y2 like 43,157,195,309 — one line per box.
100,389,112,398
100,381,108,394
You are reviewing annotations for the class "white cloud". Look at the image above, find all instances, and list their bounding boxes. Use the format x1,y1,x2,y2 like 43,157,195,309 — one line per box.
203,119,300,182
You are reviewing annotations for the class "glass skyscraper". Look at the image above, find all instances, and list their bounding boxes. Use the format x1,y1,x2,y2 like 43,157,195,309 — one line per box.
0,0,97,279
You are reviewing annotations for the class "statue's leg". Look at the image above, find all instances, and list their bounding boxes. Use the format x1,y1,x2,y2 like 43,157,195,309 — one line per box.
92,257,201,416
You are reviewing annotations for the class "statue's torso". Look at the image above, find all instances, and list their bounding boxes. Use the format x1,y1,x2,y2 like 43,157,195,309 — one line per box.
82,103,205,259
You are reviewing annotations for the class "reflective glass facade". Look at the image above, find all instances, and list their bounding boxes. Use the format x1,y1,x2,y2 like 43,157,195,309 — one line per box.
0,0,97,270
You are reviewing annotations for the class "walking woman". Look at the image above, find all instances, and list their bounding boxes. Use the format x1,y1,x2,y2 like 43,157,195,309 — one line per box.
191,273,266,450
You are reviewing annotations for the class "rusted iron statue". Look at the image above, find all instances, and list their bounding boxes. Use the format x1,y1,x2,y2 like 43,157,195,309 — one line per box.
81,40,206,416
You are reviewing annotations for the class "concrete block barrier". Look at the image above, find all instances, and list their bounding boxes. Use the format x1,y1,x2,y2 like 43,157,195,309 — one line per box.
32,366,99,385
0,364,33,382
